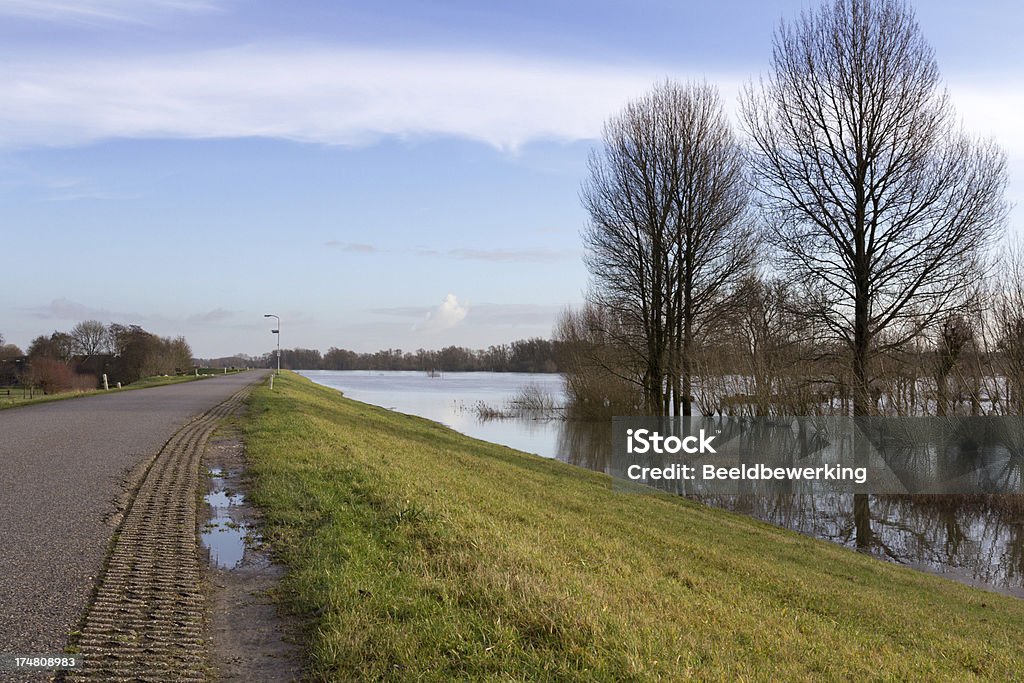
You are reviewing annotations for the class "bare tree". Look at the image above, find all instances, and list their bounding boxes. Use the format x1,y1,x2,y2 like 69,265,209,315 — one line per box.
555,304,645,419
991,241,1024,414
665,86,756,415
741,0,1007,415
731,275,805,413
582,80,754,415
931,314,974,416
70,319,108,356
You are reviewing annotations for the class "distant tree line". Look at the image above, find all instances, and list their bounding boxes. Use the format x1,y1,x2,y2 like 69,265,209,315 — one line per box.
0,320,194,393
199,338,565,373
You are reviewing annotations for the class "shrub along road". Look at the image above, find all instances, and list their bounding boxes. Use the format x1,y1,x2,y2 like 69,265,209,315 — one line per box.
0,370,268,677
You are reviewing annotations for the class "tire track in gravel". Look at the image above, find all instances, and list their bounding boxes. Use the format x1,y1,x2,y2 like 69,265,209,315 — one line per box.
66,386,252,682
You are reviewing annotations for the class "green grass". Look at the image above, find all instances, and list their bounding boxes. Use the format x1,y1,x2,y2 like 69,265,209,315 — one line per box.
243,371,1024,681
0,369,242,409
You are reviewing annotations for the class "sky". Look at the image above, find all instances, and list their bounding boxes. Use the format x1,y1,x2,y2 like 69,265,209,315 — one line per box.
1,0,1022,357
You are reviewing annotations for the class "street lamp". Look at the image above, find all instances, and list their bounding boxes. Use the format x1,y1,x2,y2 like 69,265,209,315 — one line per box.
264,314,280,375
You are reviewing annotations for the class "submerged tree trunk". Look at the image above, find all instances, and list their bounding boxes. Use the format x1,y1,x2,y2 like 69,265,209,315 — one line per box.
854,494,872,549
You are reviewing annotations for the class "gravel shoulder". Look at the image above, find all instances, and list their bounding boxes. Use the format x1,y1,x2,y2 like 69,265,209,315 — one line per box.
202,423,302,682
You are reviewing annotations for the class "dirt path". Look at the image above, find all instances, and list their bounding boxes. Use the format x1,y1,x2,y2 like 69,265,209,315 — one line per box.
202,426,301,682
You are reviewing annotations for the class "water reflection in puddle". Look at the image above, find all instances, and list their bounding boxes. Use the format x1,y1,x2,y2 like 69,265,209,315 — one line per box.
202,467,251,570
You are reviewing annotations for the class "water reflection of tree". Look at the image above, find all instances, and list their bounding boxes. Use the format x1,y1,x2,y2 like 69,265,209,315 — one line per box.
551,410,1024,594
694,492,1024,593
871,495,1024,588
556,419,613,472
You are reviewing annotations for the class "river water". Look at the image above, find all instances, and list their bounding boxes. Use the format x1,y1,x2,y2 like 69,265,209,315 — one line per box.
300,370,1024,597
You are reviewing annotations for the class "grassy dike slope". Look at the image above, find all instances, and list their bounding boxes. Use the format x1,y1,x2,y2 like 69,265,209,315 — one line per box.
243,372,1024,681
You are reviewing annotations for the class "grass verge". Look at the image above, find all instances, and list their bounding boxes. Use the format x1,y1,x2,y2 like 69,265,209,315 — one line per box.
0,370,241,410
243,371,1024,681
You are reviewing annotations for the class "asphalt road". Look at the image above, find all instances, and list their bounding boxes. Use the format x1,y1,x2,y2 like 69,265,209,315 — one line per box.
0,371,268,663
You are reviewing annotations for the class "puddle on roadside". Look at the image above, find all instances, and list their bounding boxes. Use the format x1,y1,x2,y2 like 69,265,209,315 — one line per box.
201,466,257,570
202,437,302,680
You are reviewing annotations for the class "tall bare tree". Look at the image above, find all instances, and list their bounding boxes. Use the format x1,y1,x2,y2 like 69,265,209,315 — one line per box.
741,0,1007,415
583,80,754,415
70,319,108,356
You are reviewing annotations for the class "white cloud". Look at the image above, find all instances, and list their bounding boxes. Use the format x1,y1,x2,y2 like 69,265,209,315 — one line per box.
0,0,221,23
0,43,1017,163
0,45,1018,206
419,294,468,333
0,45,702,150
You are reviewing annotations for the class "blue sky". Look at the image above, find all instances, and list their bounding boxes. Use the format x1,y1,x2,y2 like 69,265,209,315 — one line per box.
1,0,1022,357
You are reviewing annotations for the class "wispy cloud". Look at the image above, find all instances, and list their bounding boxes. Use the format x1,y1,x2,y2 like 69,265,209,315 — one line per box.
0,0,223,24
187,307,233,323
0,45,693,150
44,189,134,201
0,44,1014,161
39,177,136,201
464,303,566,325
325,241,579,263
230,310,318,332
448,247,580,263
324,241,378,253
370,302,566,327
369,305,432,318
24,298,245,328
24,297,121,321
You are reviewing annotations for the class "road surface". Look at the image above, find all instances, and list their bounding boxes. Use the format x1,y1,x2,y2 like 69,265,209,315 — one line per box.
0,371,268,669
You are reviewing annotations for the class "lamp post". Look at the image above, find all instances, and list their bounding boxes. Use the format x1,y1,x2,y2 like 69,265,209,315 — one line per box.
264,314,280,375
